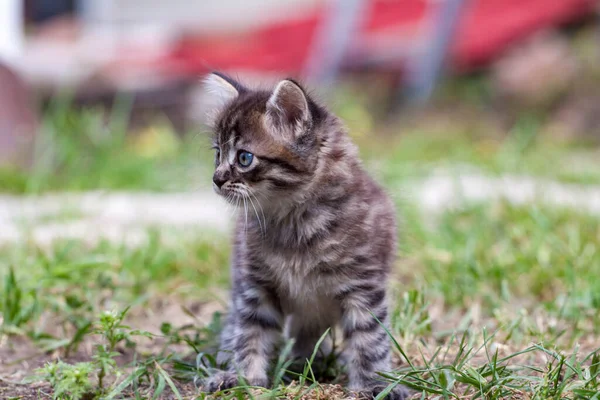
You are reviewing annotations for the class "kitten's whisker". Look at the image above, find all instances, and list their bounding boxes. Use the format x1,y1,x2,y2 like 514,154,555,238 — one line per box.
231,192,240,217
248,193,266,237
256,191,272,224
247,194,262,235
223,192,231,213
243,196,249,235
225,192,237,217
253,193,267,230
239,188,250,233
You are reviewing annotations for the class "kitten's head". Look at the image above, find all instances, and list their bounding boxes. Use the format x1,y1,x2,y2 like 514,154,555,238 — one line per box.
202,72,327,209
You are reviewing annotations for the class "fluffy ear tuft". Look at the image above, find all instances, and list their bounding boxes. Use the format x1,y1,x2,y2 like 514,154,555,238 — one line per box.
200,72,242,127
266,79,310,137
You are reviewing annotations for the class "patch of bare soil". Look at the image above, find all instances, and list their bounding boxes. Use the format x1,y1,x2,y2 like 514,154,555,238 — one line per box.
0,380,53,400
0,336,58,399
0,297,227,399
0,335,96,399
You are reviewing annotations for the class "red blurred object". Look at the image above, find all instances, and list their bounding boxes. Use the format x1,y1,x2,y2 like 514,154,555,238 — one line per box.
452,0,596,71
160,0,595,78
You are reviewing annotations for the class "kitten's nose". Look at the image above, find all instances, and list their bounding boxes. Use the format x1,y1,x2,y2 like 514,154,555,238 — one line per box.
213,175,227,189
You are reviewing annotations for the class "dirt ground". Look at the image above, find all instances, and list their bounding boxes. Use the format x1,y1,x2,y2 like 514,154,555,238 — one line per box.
0,297,228,399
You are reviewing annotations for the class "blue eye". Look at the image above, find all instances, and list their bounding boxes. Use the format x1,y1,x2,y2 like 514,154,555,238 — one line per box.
238,151,254,167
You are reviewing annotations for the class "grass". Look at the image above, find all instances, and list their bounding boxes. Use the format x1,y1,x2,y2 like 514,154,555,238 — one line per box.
2,200,599,398
358,117,600,187
0,95,213,194
1,96,600,398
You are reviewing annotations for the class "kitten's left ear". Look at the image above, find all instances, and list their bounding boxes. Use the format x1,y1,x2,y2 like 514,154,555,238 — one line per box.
200,72,244,128
266,79,311,138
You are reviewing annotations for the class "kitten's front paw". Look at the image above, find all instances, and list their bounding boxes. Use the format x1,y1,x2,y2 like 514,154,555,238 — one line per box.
204,371,270,393
356,383,411,400
204,371,239,393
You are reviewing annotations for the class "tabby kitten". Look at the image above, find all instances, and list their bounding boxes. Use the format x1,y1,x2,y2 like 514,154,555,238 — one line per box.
201,72,408,399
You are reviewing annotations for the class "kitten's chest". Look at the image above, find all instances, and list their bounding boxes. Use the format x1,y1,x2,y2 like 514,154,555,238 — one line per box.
259,244,330,303
244,216,345,307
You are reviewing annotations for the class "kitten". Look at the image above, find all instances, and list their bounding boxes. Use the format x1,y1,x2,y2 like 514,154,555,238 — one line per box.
201,72,409,399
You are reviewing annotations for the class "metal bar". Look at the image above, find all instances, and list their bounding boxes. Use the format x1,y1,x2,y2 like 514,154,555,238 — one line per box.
303,0,368,86
403,0,467,105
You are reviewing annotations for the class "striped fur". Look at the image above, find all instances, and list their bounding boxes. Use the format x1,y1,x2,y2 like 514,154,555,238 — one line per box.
202,73,408,399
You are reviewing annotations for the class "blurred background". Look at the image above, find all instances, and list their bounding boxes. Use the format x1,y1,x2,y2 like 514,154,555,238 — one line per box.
2,2,600,397
0,0,598,191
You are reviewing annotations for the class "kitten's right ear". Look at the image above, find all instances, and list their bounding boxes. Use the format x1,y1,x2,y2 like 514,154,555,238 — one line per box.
200,72,243,128
266,79,311,140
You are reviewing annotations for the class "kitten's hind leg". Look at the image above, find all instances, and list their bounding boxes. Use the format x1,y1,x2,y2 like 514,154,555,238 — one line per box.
337,286,410,400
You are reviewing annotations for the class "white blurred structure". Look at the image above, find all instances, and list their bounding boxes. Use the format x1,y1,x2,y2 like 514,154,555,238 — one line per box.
80,0,321,34
0,0,24,67
6,0,322,90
